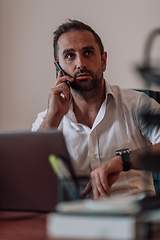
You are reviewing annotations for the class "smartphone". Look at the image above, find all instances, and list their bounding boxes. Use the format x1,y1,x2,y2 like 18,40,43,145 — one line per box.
56,62,70,89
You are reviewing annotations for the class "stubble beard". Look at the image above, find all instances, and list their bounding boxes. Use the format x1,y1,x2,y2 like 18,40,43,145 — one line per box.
70,68,103,99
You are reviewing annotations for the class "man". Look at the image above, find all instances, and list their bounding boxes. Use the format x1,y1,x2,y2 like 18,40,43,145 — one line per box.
32,19,160,199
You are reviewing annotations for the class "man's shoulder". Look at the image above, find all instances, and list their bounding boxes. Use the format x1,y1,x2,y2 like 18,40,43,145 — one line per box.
109,84,145,102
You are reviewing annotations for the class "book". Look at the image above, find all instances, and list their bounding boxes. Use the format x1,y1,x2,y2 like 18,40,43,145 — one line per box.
47,196,145,240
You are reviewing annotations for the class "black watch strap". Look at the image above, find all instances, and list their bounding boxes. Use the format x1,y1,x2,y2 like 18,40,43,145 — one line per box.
115,148,131,171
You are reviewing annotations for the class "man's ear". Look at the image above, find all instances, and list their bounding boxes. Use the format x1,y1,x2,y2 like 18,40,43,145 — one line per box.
53,60,57,68
102,51,107,72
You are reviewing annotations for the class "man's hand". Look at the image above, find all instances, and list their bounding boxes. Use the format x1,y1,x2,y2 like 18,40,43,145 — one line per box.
39,71,74,129
81,156,123,199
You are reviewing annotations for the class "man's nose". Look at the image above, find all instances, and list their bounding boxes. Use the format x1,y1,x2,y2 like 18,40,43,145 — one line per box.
76,55,87,70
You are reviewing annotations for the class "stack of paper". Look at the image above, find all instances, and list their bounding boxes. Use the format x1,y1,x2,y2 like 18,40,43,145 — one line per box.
47,196,145,240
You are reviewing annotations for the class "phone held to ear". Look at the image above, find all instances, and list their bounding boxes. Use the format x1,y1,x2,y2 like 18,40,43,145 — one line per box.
56,62,70,90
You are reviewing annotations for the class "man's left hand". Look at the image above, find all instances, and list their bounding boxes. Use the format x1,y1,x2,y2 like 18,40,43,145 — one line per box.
81,156,123,199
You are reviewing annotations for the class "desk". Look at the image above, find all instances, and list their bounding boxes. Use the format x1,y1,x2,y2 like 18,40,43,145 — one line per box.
0,211,96,240
0,211,160,240
0,211,47,240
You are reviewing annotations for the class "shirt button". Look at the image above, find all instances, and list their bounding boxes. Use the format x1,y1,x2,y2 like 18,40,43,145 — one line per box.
90,131,94,136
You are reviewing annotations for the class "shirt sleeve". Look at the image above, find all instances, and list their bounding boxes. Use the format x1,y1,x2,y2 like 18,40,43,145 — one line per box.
136,93,160,145
31,109,48,131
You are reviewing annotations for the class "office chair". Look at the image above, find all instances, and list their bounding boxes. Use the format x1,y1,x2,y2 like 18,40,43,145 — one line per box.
135,89,160,194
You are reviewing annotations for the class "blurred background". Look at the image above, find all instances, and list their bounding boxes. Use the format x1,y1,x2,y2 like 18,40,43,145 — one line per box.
0,0,160,131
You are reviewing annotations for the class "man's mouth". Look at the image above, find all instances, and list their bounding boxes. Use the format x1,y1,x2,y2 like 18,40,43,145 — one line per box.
75,73,90,80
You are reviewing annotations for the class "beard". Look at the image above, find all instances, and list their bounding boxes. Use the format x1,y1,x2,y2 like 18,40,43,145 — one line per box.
70,68,103,93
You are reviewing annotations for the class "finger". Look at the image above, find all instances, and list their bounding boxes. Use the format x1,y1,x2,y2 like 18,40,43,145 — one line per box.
55,71,74,86
91,172,102,200
92,183,100,200
99,171,110,196
92,172,108,199
50,82,70,102
56,83,70,101
80,180,92,199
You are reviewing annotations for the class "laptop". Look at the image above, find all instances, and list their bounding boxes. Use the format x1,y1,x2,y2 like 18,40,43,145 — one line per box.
0,130,79,212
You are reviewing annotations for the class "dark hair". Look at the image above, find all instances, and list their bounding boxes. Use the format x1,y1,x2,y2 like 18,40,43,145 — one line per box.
53,19,104,61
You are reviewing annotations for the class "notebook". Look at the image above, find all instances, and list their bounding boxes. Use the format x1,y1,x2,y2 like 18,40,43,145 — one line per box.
0,130,78,212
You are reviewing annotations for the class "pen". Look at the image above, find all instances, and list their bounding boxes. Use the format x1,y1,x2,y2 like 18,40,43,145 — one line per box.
48,154,80,200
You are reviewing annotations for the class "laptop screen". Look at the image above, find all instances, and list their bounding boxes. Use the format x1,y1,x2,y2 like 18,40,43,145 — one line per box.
0,130,76,212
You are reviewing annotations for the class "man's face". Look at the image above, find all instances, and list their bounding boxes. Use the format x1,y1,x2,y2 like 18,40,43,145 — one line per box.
57,30,107,92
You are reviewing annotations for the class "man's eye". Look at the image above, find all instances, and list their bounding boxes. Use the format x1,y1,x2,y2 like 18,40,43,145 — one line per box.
65,53,75,60
84,51,93,56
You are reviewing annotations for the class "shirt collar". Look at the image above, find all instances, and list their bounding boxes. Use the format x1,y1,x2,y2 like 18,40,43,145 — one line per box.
104,81,118,107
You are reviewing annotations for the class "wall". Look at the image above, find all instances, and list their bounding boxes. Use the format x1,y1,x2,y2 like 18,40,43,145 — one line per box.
0,0,160,131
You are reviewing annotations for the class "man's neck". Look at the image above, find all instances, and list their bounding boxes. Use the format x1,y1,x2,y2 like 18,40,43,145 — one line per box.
71,79,106,128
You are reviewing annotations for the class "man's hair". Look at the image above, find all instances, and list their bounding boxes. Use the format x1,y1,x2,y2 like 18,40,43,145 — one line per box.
53,19,104,61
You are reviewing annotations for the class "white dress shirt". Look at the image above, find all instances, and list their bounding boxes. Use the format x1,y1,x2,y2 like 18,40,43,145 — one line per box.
32,81,160,197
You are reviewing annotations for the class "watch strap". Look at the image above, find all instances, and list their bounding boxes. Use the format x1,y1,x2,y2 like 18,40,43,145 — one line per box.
115,148,131,171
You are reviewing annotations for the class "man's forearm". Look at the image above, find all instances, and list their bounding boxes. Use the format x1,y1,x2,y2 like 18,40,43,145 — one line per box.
130,142,160,171
38,112,63,130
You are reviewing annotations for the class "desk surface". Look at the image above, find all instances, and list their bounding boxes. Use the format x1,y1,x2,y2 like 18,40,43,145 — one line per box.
0,211,97,240
0,211,47,240
0,211,160,240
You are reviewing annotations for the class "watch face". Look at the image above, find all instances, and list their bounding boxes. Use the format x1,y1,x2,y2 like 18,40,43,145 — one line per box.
116,149,130,155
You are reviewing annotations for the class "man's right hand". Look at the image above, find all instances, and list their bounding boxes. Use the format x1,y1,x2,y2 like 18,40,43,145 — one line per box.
39,71,74,129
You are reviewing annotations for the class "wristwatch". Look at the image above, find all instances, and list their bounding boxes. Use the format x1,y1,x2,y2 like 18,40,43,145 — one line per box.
115,148,131,171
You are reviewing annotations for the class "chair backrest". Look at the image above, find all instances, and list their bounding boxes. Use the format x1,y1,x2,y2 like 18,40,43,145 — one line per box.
135,89,160,194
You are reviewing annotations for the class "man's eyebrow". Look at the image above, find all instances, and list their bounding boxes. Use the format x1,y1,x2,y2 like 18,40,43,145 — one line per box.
62,46,95,55
62,48,75,55
82,46,95,51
